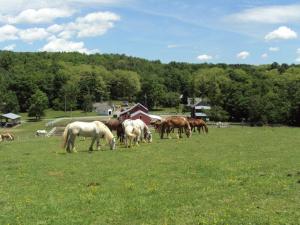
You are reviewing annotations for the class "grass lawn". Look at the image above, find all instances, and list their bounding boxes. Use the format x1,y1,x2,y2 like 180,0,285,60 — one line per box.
0,126,300,224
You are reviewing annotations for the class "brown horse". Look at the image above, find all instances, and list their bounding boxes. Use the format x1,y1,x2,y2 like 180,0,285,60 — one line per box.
187,117,208,134
104,119,124,142
160,116,191,139
151,120,163,133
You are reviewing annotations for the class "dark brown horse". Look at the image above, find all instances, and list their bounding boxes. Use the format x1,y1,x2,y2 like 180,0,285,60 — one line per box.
160,116,191,139
187,117,208,134
104,119,124,142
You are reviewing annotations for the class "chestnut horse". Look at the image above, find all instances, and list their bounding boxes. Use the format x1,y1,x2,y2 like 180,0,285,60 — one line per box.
1,133,15,141
187,117,208,134
160,116,191,139
104,119,124,143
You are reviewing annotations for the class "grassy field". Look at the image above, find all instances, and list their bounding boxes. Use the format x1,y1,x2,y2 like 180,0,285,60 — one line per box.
0,124,300,224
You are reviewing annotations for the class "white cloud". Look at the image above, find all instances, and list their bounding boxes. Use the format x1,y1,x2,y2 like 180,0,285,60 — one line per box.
2,43,16,50
46,11,120,39
197,54,213,61
40,37,98,54
19,28,49,43
2,8,74,24
227,4,300,24
58,30,75,39
0,24,18,41
69,11,120,38
0,0,126,14
236,51,250,59
265,26,297,41
47,24,64,33
269,47,280,52
261,53,268,59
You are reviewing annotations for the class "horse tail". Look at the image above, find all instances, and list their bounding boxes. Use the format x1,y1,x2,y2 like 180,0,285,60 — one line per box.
125,127,136,138
62,125,70,149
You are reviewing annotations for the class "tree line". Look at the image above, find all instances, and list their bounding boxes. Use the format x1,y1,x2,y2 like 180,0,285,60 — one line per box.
0,51,300,125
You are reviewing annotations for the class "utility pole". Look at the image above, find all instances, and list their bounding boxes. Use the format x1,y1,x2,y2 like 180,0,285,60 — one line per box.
64,94,67,113
144,93,147,107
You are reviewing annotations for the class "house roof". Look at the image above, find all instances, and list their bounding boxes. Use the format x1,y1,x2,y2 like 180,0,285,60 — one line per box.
149,114,162,121
119,103,148,116
93,102,112,110
1,113,21,120
194,105,211,110
195,112,208,117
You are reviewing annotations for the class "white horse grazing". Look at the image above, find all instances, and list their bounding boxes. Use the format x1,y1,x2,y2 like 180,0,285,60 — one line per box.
122,119,152,143
36,130,48,136
62,121,116,153
124,125,141,148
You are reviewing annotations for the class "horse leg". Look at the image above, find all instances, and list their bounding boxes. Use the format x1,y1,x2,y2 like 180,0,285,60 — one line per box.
89,137,96,151
160,124,165,139
66,134,72,153
96,137,101,150
71,136,77,153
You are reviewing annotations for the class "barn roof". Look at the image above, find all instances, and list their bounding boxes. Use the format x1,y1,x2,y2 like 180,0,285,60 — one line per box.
130,110,150,117
120,103,148,115
1,113,21,120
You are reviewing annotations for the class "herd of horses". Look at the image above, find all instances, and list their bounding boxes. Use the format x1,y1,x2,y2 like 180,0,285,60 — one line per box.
62,116,208,153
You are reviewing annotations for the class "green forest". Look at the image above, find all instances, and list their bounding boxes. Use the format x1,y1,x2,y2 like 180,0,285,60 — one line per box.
1,51,300,125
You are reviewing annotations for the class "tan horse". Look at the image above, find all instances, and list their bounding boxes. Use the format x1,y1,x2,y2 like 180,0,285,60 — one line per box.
187,117,208,134
160,116,191,139
1,133,14,141
124,125,141,148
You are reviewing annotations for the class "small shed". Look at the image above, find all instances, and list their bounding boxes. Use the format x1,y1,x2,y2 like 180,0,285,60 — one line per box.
93,103,114,116
1,113,21,127
191,99,211,121
119,103,148,121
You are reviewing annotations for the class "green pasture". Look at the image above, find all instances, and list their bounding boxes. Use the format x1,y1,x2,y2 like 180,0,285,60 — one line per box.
0,124,300,225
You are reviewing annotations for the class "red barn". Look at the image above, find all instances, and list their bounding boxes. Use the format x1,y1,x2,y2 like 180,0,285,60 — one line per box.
119,103,148,120
119,103,157,125
130,110,152,125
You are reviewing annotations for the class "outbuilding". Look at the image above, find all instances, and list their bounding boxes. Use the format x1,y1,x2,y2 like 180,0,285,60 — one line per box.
118,103,148,121
93,103,114,116
0,113,21,127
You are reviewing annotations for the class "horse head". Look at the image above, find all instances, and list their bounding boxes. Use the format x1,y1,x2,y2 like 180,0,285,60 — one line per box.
110,137,116,150
145,130,152,143
185,127,192,138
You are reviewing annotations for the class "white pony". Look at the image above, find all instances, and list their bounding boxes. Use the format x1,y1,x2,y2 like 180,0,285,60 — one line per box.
62,121,116,153
124,125,141,148
36,130,47,136
122,119,152,143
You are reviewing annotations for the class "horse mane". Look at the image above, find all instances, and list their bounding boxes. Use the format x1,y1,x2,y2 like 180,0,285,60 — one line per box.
94,121,114,143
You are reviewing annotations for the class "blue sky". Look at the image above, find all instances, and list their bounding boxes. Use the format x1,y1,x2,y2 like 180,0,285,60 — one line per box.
1,0,300,64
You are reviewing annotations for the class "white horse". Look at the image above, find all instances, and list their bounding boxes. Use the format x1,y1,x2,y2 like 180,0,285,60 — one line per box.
122,119,152,143
62,121,116,153
36,130,48,136
124,125,141,148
